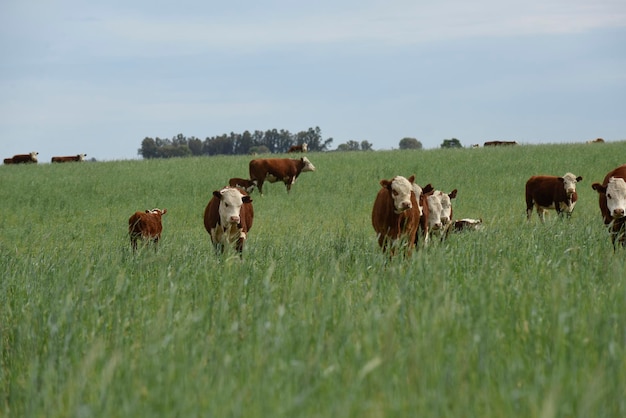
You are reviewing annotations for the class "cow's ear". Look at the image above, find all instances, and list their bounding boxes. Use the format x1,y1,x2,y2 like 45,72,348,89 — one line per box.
380,179,391,189
408,175,415,183
576,176,583,182
422,183,434,194
449,189,458,199
557,177,564,183
213,190,222,199
591,183,606,194
145,210,150,213
161,209,167,215
242,196,252,204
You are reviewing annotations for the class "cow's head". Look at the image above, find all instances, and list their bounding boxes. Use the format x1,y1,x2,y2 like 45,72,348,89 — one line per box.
437,189,458,226
382,175,415,214
592,177,626,219
30,152,39,162
427,193,444,231
146,208,167,217
78,153,87,161
560,173,583,197
300,157,316,172
214,187,252,227
302,143,308,152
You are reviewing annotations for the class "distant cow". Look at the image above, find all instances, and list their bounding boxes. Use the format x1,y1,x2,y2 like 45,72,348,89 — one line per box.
204,186,254,256
587,138,605,144
525,173,583,221
228,177,256,193
4,152,38,164
288,143,308,153
591,164,626,248
484,141,518,146
51,154,87,163
426,189,458,238
372,175,421,256
128,208,167,252
249,157,316,195
453,218,483,232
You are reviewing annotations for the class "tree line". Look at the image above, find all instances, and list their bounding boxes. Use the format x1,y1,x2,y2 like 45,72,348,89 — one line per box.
138,127,334,159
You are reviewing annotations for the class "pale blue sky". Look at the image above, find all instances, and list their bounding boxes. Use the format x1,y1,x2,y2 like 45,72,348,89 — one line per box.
1,0,624,161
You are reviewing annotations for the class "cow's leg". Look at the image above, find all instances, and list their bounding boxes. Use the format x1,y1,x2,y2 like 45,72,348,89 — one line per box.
257,179,264,195
526,198,534,220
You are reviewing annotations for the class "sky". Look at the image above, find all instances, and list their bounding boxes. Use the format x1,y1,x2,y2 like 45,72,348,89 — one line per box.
1,0,625,161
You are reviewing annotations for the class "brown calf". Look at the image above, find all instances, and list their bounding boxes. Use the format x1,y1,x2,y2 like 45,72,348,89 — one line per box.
128,208,167,252
228,177,257,193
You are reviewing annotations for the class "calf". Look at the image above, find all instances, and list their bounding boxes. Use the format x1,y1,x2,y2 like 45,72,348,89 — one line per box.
372,175,421,256
453,218,483,232
525,173,583,221
204,186,254,256
249,157,316,195
228,177,257,193
426,189,458,239
591,164,626,248
4,152,38,164
51,154,87,163
288,143,308,153
128,208,167,252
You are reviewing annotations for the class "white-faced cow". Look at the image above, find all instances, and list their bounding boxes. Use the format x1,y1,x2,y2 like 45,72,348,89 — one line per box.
4,152,38,164
288,143,308,153
228,177,256,193
372,175,421,256
51,154,87,163
128,208,167,252
591,164,626,248
426,189,458,239
525,173,583,221
249,157,316,195
204,186,254,256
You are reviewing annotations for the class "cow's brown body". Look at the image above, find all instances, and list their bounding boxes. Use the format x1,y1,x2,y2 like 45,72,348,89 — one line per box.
204,187,254,256
51,154,86,163
249,157,315,195
591,165,626,248
372,175,421,256
128,208,167,252
4,152,38,164
525,173,582,221
288,144,307,153
228,177,256,193
484,141,518,146
416,184,434,245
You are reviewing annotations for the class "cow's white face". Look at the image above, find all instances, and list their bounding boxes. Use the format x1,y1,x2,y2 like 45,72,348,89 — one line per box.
217,188,248,227
147,208,167,216
78,153,87,161
605,177,626,219
301,157,316,172
30,152,38,162
427,193,444,230
437,191,453,225
561,173,582,196
387,176,414,214
412,184,424,216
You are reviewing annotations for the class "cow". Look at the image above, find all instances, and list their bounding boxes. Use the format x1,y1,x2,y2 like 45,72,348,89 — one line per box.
525,173,583,221
484,141,518,146
372,175,421,256
204,186,254,256
587,138,605,144
413,183,434,245
426,189,458,239
128,208,167,252
51,154,87,163
288,143,308,153
591,165,626,248
249,157,316,195
4,152,38,164
453,218,483,232
228,177,257,193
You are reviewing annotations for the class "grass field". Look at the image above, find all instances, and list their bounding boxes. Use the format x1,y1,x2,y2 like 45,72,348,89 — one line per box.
1,142,626,417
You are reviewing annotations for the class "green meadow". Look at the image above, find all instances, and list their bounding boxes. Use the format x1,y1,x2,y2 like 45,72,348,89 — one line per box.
1,142,625,417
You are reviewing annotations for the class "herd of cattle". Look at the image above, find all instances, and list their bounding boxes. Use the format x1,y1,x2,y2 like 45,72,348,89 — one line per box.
2,152,87,164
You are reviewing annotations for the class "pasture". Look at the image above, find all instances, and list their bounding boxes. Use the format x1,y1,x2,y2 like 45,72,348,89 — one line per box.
1,142,626,417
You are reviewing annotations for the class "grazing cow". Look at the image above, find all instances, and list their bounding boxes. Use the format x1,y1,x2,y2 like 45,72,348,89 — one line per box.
249,157,316,195
288,143,308,153
525,173,583,221
228,177,257,193
51,154,87,163
372,175,421,256
484,141,518,146
128,208,167,252
591,165,626,248
4,152,38,164
426,189,458,238
453,218,483,232
204,186,254,256
587,138,605,144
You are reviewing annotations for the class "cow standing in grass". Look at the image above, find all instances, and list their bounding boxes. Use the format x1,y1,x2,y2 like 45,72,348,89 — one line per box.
592,164,626,248
4,152,38,164
204,186,254,256
51,154,87,163
129,208,167,252
525,173,583,221
249,157,316,195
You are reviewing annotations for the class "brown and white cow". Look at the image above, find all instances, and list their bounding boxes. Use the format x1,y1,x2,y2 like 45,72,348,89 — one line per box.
453,218,483,232
426,189,458,239
591,164,626,248
128,208,167,252
413,183,434,245
249,157,316,195
228,177,257,193
4,152,38,164
204,186,254,256
525,173,583,221
51,154,87,163
372,175,421,256
484,141,518,146
586,138,605,144
288,143,308,153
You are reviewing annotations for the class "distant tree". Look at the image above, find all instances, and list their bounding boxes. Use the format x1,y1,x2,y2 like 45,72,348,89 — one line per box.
294,126,333,151
188,137,203,155
399,137,422,150
249,145,270,154
138,137,159,159
441,138,462,149
360,140,373,151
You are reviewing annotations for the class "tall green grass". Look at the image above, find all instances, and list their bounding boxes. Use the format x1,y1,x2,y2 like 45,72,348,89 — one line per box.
1,142,625,417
